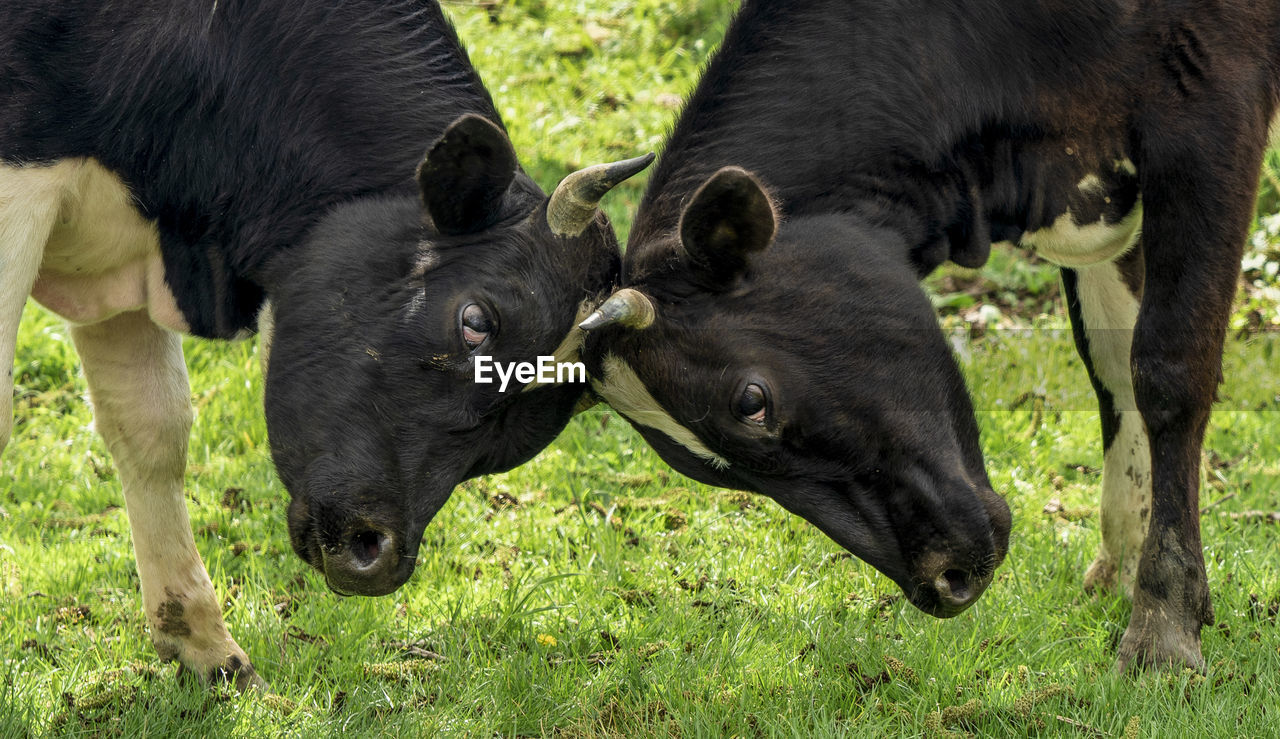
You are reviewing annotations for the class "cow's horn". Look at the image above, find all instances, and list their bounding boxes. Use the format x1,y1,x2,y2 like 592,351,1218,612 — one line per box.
547,152,655,236
579,288,656,331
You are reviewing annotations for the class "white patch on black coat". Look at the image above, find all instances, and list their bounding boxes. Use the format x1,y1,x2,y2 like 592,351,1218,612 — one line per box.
3,159,190,332
1076,259,1151,598
1020,162,1143,268
257,300,275,380
593,354,730,469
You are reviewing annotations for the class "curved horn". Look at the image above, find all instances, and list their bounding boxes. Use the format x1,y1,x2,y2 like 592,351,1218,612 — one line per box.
579,288,656,331
547,152,656,236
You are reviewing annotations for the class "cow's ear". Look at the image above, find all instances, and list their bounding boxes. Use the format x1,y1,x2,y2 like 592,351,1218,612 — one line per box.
679,167,777,287
417,114,518,235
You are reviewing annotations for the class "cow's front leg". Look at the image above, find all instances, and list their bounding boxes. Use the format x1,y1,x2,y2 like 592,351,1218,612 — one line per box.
1062,247,1150,598
71,309,262,690
1,259,41,454
1,168,59,453
1117,120,1267,672
1121,317,1218,672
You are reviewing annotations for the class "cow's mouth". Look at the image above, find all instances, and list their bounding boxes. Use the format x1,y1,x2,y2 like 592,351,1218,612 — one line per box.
902,484,1009,618
320,522,408,596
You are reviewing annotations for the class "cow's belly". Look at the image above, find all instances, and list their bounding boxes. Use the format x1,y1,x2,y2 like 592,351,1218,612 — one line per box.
1016,199,1143,268
4,159,190,332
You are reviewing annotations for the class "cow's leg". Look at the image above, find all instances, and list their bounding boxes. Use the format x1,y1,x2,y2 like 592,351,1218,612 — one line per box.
0,168,59,453
1062,248,1150,598
71,309,263,690
1116,113,1268,672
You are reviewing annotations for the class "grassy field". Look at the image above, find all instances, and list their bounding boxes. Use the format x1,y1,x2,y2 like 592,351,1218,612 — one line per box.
4,1,1280,736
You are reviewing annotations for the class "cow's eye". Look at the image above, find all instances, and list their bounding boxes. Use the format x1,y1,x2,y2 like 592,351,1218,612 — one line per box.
460,303,493,349
736,383,768,425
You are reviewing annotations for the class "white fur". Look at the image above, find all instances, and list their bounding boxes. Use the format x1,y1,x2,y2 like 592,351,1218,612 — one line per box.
5,159,190,332
1075,259,1151,598
71,311,250,677
257,300,275,379
593,354,730,469
1021,195,1143,268
1076,173,1106,197
0,164,60,451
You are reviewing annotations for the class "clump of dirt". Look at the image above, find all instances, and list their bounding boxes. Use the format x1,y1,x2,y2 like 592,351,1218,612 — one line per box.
921,681,1083,736
50,663,162,733
883,656,917,684
846,655,918,691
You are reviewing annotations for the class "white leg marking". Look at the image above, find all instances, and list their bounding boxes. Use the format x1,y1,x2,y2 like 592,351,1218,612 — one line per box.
71,310,260,688
0,165,63,452
1075,260,1150,598
257,299,274,380
593,354,729,469
1087,410,1151,598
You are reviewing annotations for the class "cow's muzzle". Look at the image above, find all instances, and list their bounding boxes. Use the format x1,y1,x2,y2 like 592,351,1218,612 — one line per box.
319,519,415,596
287,494,418,597
906,484,1010,617
909,552,997,617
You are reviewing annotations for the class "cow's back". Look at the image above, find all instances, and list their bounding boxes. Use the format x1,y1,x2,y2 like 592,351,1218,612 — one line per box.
1,0,499,336
628,0,1280,277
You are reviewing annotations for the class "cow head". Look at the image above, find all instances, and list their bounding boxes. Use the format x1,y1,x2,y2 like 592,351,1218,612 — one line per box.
263,114,651,596
581,167,1010,617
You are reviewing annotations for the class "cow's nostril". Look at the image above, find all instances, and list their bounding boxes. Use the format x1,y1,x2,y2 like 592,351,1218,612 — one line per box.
913,549,997,618
349,530,387,568
318,519,414,597
936,569,972,604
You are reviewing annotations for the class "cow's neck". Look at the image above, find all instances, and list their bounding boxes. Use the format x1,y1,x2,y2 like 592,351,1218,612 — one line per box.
257,167,545,297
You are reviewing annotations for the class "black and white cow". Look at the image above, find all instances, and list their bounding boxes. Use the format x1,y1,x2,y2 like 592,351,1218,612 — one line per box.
1,1,649,688
581,0,1280,671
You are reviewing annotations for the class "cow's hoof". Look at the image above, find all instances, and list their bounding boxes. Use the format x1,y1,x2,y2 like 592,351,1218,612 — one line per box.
176,653,267,692
1114,604,1205,674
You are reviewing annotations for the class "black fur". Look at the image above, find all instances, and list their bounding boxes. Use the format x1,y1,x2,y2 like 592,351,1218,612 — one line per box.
1,0,498,337
586,0,1280,666
3,0,635,597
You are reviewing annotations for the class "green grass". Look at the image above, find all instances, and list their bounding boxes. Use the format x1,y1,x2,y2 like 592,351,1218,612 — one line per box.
3,1,1280,735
